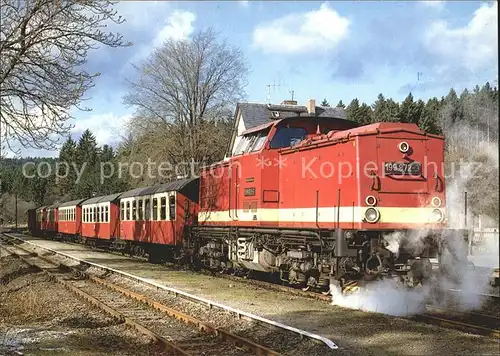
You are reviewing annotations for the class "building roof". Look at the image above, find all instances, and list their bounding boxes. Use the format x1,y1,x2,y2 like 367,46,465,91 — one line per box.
228,101,349,155
237,102,347,131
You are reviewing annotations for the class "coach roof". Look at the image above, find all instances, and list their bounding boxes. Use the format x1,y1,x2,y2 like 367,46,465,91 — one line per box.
119,178,199,199
82,192,122,205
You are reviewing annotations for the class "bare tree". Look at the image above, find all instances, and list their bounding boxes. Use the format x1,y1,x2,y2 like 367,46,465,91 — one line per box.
123,28,248,178
0,0,130,155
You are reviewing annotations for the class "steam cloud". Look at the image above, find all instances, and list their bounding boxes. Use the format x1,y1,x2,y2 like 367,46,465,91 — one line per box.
331,101,499,316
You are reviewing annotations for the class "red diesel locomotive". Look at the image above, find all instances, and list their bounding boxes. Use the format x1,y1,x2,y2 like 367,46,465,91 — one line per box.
28,100,453,290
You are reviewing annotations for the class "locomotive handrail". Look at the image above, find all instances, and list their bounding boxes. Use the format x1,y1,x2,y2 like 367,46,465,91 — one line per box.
5,233,338,350
235,164,239,220
228,171,233,220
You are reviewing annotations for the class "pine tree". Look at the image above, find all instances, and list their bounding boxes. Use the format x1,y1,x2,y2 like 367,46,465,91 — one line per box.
321,99,330,107
74,130,100,198
359,103,373,125
385,99,400,122
372,93,387,123
419,98,441,135
336,100,346,109
345,98,360,122
444,88,460,123
399,93,422,124
58,137,77,197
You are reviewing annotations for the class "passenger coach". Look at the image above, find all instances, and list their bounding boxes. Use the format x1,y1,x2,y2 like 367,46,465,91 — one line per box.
81,193,121,243
58,198,87,240
119,178,199,259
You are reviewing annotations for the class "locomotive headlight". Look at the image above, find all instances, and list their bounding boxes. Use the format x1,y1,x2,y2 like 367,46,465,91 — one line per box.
364,208,380,223
431,197,442,207
398,141,410,153
365,195,377,206
431,208,444,223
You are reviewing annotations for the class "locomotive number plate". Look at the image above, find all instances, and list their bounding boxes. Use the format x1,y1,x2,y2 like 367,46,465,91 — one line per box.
384,161,421,175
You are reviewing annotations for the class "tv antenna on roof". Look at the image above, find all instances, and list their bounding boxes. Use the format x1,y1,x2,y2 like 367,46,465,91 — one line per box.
289,90,295,101
265,81,281,104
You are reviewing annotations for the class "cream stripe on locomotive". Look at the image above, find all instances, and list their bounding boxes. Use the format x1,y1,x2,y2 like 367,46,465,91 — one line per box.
198,206,444,224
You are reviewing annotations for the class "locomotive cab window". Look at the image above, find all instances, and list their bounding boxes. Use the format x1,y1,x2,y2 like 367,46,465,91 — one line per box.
169,195,175,220
250,130,269,152
269,127,307,149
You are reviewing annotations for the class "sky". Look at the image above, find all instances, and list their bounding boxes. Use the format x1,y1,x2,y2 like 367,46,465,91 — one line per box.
17,0,499,157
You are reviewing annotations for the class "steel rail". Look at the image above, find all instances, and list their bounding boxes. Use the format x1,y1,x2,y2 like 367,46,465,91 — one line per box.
2,232,339,350
413,313,500,338
1,237,284,356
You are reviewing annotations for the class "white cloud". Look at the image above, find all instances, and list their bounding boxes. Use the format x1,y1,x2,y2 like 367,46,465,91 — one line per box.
419,1,445,9
72,112,133,147
424,2,498,72
252,3,349,54
151,10,196,48
126,10,196,67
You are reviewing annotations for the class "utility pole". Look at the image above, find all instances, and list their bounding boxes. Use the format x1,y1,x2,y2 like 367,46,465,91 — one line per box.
15,191,18,231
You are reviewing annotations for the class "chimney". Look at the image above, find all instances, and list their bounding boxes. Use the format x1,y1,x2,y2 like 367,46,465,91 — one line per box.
281,100,297,105
306,99,316,116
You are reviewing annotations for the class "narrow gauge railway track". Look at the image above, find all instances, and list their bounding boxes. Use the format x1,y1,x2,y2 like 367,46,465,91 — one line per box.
5,232,500,341
1,232,340,351
0,235,285,356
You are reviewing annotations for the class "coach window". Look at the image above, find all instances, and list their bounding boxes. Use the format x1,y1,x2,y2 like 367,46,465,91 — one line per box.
132,200,137,220
125,201,130,220
105,206,109,223
152,198,158,220
138,199,144,220
160,197,167,220
144,199,151,220
120,202,124,220
101,206,104,222
93,207,96,223
169,196,175,220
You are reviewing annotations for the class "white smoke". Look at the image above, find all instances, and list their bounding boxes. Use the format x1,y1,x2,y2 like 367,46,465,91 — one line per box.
332,96,499,316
